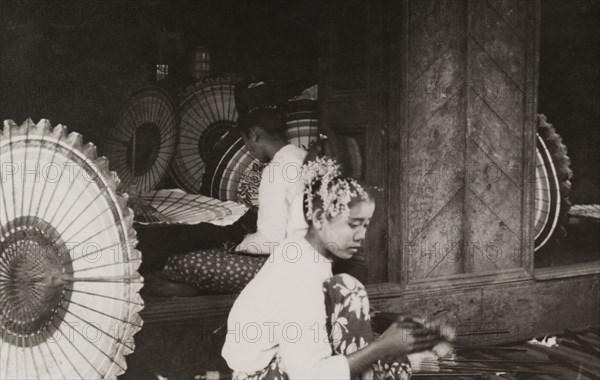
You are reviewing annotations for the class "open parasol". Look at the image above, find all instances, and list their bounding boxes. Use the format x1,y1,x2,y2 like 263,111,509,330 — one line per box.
102,86,178,193
286,85,319,150
533,114,573,251
132,189,247,226
0,119,143,379
199,130,265,207
534,134,561,250
170,77,239,194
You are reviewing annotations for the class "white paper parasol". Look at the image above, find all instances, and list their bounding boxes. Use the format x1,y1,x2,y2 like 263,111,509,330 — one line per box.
0,119,143,379
132,189,247,226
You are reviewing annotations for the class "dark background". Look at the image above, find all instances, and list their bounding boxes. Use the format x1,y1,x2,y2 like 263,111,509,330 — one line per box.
0,0,320,147
0,0,598,204
538,0,599,205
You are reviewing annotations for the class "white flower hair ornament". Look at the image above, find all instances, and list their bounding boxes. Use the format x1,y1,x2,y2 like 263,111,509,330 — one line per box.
302,157,370,220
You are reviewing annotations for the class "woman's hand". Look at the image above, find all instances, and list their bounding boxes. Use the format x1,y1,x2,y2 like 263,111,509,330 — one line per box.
347,320,441,377
378,321,443,356
347,315,454,377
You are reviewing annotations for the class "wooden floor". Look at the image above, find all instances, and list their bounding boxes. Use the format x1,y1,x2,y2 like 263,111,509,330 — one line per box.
413,329,600,379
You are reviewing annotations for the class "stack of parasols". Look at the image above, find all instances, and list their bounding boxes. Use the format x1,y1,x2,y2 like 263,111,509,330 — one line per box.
102,77,320,223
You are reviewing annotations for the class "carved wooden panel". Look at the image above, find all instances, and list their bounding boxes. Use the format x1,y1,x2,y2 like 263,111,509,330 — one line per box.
466,0,537,272
404,0,467,281
395,0,539,282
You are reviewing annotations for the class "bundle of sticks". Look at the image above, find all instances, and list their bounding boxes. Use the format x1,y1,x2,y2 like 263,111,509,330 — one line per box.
370,311,564,378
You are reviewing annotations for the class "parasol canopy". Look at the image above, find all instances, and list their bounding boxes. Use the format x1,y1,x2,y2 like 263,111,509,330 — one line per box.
534,133,560,250
200,130,266,207
533,114,573,251
132,189,247,226
103,86,178,193
0,119,143,379
170,77,239,194
286,85,319,150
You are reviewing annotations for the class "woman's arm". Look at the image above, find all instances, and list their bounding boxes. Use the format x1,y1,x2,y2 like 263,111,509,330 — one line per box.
347,321,443,377
346,340,387,376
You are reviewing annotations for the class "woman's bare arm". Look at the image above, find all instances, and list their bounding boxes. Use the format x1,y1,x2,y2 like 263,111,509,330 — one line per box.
347,321,442,376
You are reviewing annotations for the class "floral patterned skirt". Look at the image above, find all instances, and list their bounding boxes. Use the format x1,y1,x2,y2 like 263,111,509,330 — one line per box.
160,248,268,294
232,274,411,380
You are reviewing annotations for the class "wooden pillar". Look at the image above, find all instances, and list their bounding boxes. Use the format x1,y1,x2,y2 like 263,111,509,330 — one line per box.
388,0,540,284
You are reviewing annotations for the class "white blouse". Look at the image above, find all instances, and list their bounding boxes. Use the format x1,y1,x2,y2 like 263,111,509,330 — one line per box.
222,237,350,379
235,144,308,254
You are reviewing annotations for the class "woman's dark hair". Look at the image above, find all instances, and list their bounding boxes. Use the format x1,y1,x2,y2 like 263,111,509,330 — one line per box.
236,106,288,140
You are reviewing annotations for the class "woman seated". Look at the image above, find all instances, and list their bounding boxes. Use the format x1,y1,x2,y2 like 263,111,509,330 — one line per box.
143,83,309,295
222,156,447,380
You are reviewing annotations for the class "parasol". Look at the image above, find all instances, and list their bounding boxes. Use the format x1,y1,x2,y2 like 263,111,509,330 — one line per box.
533,114,572,251
286,98,319,151
103,86,178,193
201,130,266,207
286,84,319,150
132,189,247,226
534,134,560,250
170,77,239,194
200,85,319,207
0,119,143,379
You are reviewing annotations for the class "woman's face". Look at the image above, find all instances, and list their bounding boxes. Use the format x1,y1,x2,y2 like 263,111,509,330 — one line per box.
319,200,375,260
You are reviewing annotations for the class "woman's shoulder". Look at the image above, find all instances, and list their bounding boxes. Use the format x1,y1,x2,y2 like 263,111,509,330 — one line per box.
276,144,307,166
272,237,317,261
261,147,305,188
266,238,332,278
